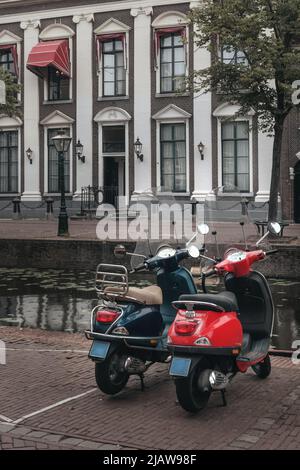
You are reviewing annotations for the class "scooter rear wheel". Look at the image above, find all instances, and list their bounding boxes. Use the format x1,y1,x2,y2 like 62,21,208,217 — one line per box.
252,353,271,379
95,351,129,395
175,362,211,413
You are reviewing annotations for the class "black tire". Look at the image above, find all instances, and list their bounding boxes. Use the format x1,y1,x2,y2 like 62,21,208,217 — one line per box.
175,363,211,413
252,354,271,379
95,351,129,395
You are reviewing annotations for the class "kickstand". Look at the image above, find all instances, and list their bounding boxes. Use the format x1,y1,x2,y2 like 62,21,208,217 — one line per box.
221,390,227,407
139,373,145,392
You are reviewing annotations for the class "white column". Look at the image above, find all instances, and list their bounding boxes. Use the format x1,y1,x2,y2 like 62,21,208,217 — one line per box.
20,20,41,202
191,1,212,202
72,14,94,198
255,130,274,202
130,7,153,200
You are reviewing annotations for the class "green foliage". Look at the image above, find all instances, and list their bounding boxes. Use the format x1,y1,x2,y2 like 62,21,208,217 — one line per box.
0,67,21,118
190,0,300,132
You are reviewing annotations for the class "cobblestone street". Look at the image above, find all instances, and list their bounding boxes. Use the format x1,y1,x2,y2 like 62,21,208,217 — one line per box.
0,327,299,450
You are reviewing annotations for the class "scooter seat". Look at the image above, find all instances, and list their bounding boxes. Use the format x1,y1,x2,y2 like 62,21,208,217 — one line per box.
104,285,163,305
179,292,238,312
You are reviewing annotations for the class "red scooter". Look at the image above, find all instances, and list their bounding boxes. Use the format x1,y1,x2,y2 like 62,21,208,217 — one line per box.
168,222,281,413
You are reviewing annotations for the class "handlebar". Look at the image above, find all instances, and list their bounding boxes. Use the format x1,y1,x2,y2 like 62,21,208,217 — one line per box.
133,262,148,273
265,249,279,256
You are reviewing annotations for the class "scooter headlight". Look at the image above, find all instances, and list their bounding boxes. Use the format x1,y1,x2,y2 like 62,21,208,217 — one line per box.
194,337,211,346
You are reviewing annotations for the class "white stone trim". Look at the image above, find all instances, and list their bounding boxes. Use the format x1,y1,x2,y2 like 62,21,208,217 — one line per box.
94,17,131,34
39,24,75,40
152,103,191,121
42,122,73,195
152,11,188,28
40,110,74,126
0,29,22,44
213,102,255,118
216,116,254,194
155,119,190,195
0,115,22,127
94,107,132,123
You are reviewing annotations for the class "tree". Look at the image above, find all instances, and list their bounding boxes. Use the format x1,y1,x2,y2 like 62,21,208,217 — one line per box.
190,0,300,220
0,67,21,118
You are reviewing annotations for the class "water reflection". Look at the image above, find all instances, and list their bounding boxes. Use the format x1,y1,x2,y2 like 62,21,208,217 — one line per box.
0,268,299,350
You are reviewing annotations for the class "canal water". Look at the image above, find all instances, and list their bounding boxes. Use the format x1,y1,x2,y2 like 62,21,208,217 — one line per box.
0,268,299,350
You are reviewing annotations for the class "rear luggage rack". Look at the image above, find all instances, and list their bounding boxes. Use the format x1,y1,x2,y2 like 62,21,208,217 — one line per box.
95,264,129,297
172,300,225,313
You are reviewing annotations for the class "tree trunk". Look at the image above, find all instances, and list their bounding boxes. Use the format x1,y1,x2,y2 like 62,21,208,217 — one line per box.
268,118,285,222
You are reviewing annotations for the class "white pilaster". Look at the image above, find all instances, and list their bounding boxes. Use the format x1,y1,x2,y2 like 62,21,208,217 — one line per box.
72,14,94,197
190,1,212,202
130,7,153,200
256,130,274,202
20,20,41,202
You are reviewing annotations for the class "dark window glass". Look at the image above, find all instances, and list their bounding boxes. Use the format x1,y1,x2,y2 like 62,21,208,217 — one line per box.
48,128,70,193
102,39,126,97
160,123,186,192
160,33,185,93
0,130,18,193
0,49,15,75
48,67,70,101
222,121,250,192
103,125,125,153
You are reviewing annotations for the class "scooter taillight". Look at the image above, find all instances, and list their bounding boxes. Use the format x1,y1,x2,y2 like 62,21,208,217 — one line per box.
95,310,120,324
175,320,198,336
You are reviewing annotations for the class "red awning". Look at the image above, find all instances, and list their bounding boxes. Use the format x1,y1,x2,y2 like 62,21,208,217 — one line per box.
26,39,70,78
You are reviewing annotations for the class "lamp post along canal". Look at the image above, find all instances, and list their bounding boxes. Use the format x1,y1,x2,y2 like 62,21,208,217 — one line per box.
51,130,72,237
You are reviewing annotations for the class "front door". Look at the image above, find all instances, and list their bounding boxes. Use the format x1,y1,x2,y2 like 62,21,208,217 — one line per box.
294,162,300,223
103,158,119,206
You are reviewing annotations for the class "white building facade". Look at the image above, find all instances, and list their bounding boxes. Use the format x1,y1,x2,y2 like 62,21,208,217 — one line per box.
1,0,293,218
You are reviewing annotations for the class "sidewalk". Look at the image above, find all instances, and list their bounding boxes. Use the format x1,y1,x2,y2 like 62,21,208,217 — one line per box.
0,219,299,244
0,327,299,450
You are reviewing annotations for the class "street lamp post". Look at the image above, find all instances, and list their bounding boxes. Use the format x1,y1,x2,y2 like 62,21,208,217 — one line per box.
51,130,72,237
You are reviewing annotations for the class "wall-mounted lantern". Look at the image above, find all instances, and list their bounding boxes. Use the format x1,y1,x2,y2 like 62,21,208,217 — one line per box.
134,138,144,162
75,139,85,163
26,147,33,164
198,141,205,161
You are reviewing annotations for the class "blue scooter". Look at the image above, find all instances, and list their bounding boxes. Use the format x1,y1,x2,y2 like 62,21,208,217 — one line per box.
85,242,201,395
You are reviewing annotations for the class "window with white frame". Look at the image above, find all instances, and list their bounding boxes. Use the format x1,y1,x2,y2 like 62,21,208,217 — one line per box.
159,31,186,93
97,33,127,98
47,128,70,193
160,123,186,192
0,130,18,193
221,121,250,192
221,45,248,65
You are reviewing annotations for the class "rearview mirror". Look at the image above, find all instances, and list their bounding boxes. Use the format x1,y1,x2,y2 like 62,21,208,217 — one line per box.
188,245,200,259
268,222,281,236
197,224,210,235
114,244,127,259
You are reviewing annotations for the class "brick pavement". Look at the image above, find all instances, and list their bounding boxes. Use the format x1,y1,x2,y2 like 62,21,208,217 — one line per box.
0,327,300,450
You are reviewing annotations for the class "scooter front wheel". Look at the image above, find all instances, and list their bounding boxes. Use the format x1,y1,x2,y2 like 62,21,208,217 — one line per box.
175,362,211,413
95,351,129,395
251,353,271,379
